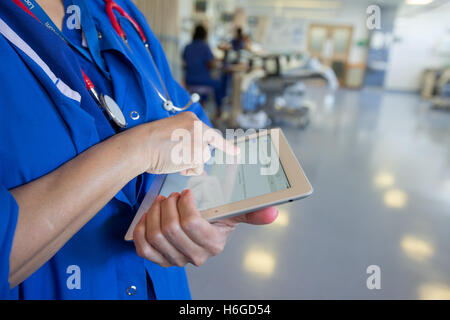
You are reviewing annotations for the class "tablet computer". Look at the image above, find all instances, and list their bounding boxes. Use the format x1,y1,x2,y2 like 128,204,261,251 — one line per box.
125,128,312,241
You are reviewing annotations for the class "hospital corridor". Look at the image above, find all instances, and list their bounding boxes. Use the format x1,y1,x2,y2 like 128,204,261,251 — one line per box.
0,0,449,304
156,0,450,299
187,86,450,299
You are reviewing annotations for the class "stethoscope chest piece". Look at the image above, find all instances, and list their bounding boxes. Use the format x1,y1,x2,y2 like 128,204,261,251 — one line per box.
100,94,128,128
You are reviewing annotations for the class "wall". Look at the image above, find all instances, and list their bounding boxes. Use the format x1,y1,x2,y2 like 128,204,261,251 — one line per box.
236,0,371,64
384,3,450,91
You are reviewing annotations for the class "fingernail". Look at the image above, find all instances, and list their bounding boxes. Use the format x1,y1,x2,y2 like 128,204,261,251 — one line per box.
181,189,189,196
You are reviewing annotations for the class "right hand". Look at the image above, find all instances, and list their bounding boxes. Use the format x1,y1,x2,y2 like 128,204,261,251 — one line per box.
138,111,238,176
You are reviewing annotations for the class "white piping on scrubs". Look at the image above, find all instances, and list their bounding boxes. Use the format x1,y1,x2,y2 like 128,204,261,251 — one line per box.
0,17,81,103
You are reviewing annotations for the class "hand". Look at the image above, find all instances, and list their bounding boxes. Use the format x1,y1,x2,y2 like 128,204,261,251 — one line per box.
133,189,278,267
138,112,238,176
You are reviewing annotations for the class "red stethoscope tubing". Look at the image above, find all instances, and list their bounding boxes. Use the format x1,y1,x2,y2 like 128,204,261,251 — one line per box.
81,70,95,91
81,69,127,129
104,0,147,44
102,0,173,105
102,0,200,113
13,0,127,130
15,0,196,115
13,0,100,101
81,70,102,106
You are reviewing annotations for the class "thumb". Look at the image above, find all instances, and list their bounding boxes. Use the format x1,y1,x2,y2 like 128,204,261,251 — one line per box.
227,207,279,226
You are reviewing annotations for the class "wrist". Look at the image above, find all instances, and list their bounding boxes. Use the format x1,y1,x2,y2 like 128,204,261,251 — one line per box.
119,124,152,176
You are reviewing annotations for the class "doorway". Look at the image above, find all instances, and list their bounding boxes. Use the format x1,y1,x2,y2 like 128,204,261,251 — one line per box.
307,24,353,86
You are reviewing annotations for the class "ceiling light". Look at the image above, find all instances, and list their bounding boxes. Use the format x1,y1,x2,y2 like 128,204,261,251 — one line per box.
405,0,434,5
252,0,342,10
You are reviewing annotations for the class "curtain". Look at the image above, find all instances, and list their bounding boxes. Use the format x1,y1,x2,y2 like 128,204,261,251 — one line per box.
134,0,182,81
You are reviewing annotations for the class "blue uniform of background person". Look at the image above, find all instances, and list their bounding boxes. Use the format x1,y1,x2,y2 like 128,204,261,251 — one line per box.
182,25,225,114
0,0,211,299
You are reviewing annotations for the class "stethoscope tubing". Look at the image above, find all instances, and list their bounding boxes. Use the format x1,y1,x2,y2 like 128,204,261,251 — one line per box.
103,0,200,113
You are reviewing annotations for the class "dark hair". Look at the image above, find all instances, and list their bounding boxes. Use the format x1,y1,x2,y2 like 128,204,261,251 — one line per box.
236,27,243,39
193,25,207,41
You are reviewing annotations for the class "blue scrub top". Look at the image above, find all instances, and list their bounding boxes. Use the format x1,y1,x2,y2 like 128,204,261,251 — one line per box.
0,0,211,300
231,38,245,51
182,40,215,85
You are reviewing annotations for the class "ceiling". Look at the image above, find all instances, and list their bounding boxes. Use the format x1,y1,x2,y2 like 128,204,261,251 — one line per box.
235,0,446,9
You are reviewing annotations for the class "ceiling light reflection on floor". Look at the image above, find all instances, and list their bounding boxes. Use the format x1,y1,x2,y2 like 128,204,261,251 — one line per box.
401,236,434,261
243,249,276,277
374,172,395,188
384,189,407,209
272,208,289,227
418,283,450,300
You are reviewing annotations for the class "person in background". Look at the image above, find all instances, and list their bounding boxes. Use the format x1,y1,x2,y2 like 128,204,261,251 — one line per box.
231,27,246,51
183,25,225,119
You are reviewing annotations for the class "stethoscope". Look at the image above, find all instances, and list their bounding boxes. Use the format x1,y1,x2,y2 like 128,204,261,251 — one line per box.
103,0,200,115
14,0,200,130
81,69,128,129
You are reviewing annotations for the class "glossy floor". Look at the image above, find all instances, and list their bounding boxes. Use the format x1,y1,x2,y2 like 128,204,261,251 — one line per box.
186,87,450,299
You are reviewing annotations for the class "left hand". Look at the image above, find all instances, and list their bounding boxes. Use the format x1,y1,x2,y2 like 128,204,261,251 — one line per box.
133,189,278,267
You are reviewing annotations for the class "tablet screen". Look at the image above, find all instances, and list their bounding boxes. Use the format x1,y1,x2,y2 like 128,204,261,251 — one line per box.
159,134,290,211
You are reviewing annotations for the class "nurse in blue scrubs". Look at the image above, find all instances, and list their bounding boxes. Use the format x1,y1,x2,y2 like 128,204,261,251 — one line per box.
183,25,226,119
0,0,277,300
231,27,246,51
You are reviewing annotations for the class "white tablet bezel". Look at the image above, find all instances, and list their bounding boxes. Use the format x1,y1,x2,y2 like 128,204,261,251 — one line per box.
125,128,312,240
200,128,313,222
